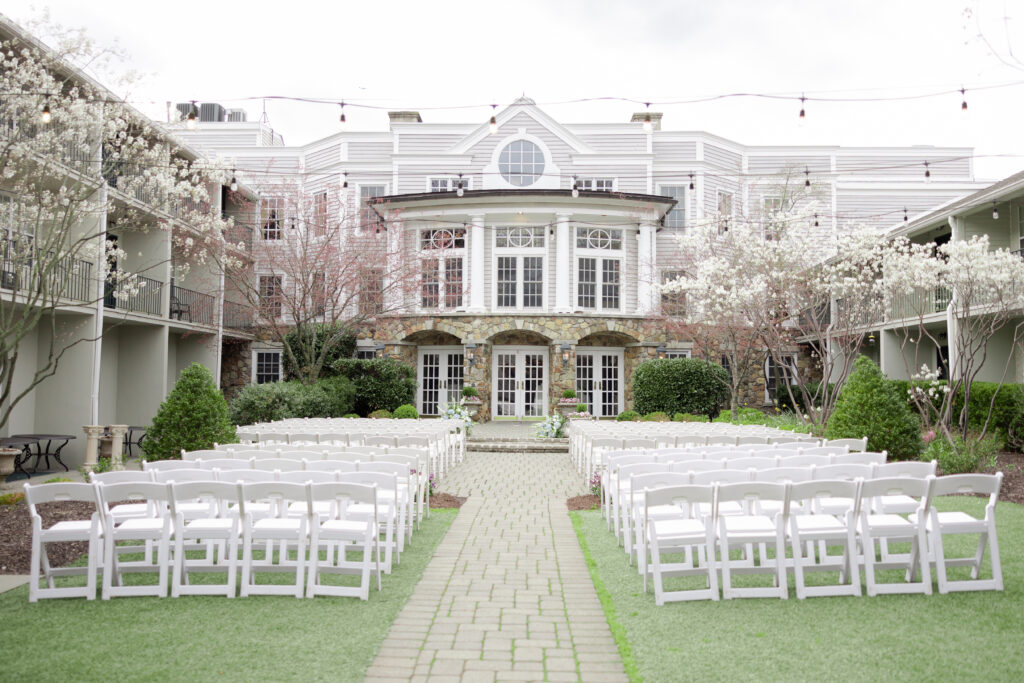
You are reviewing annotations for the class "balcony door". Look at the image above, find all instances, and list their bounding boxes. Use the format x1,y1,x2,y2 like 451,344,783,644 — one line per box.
576,348,624,417
417,347,465,416
491,346,547,420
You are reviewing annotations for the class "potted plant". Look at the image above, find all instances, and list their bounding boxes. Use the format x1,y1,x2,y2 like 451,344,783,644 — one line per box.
460,386,482,418
566,403,594,420
557,389,580,416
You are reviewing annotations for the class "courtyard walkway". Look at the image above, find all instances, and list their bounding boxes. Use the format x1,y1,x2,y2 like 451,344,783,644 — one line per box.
365,441,628,683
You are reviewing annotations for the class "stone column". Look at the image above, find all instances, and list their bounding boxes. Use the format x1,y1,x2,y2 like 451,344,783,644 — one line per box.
82,425,105,469
637,222,655,314
468,213,486,312
554,213,571,313
108,425,128,471
550,341,576,410
464,341,490,421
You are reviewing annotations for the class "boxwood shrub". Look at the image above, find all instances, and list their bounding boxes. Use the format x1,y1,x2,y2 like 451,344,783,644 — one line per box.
332,358,417,415
228,377,356,425
393,404,419,419
616,410,641,421
633,358,730,419
145,363,237,459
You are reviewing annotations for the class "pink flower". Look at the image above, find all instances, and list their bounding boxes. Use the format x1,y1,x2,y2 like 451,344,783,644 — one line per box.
923,430,936,444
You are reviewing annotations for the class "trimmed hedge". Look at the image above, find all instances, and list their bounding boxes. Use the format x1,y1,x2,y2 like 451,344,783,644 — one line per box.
145,364,236,460
332,358,417,415
674,412,708,422
228,377,356,425
826,357,922,460
282,323,356,380
393,404,419,419
643,412,671,422
617,410,641,422
633,358,730,419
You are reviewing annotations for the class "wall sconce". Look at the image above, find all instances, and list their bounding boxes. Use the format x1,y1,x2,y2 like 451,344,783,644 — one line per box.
560,343,571,368
465,342,477,367
867,333,876,346
656,345,666,359
374,343,386,359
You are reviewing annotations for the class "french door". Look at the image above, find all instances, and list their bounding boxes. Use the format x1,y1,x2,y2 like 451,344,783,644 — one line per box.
576,348,623,417
491,346,547,420
417,347,465,416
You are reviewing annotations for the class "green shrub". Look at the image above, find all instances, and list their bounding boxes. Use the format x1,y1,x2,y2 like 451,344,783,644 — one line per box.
924,434,1000,474
282,323,356,381
393,404,419,419
343,413,359,418
145,363,237,460
1008,390,1024,452
713,407,767,424
576,403,589,413
368,409,392,419
826,357,922,460
673,412,707,422
775,380,830,414
633,358,730,418
229,382,296,425
616,410,641,422
643,411,670,422
0,491,24,505
228,377,355,424
318,376,357,417
462,386,479,398
562,389,577,399
332,358,417,415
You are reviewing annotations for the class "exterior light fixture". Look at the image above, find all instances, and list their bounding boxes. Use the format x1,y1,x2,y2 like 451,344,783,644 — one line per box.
342,172,348,189
186,110,197,130
689,173,695,191
560,343,571,368
465,342,477,366
798,94,806,123
41,103,51,124
642,103,652,133
457,173,464,197
572,176,579,198
656,345,666,359
992,201,999,220
229,169,238,192
489,104,498,134
867,332,876,346
804,167,811,187
339,102,347,131
961,87,968,112
374,343,386,359
924,161,931,182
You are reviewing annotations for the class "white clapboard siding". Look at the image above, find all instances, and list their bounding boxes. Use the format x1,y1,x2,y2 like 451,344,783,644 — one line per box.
747,154,831,175
651,139,697,165
835,191,966,231
704,143,742,169
577,134,648,154
306,144,341,170
398,134,464,155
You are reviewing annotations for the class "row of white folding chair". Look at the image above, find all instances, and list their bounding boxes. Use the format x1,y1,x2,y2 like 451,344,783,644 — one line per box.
641,472,1003,605
617,461,936,561
139,463,414,558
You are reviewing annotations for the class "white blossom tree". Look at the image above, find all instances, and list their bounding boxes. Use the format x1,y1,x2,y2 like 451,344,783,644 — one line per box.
0,20,229,432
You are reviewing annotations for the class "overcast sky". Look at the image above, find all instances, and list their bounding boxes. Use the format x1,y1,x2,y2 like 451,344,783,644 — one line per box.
6,0,1024,180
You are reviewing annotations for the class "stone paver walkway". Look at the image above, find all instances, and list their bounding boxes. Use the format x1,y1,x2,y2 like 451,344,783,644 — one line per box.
365,449,628,683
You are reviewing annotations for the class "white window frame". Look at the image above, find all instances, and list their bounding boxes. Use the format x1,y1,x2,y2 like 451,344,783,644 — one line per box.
426,176,472,193
419,255,466,312
577,177,616,192
257,273,283,320
260,196,284,240
716,190,733,233
658,184,687,230
357,183,388,234
252,349,282,384
492,227,546,311
663,349,691,359
764,353,799,404
312,190,328,236
575,227,623,312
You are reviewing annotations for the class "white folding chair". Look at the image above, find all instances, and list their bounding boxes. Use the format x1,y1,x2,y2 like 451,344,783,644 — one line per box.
197,458,253,471
716,481,790,600
169,480,240,598
239,481,308,598
24,483,103,601
801,446,849,456
626,471,692,566
833,451,887,466
287,433,320,445
789,479,862,599
728,456,778,471
234,450,280,460
345,446,389,457
644,484,718,604
924,473,1003,594
858,476,934,596
777,454,831,468
338,471,399,574
736,436,769,446
95,481,173,599
324,452,365,463
827,437,868,452
304,460,356,475
144,459,199,471
306,482,380,600
181,449,221,461
278,450,326,461
251,458,304,472
365,435,398,448
705,435,738,446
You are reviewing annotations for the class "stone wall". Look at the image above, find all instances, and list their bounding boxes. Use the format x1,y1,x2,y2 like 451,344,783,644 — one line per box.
220,339,251,401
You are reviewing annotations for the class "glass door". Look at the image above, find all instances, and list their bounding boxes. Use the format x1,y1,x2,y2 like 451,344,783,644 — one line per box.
418,347,465,416
576,348,623,417
492,347,548,420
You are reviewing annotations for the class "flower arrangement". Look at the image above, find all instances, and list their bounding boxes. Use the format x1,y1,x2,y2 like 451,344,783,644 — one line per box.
461,386,482,404
535,413,565,438
589,473,602,497
566,410,592,419
442,402,474,436
558,389,579,405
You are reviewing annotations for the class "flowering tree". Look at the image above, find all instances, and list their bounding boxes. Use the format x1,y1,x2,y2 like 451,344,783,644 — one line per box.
218,176,417,383
882,234,1024,443
0,19,229,433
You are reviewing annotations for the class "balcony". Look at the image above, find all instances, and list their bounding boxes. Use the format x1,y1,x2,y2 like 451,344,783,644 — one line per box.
1,237,93,303
887,286,952,321
104,274,163,316
224,223,254,252
170,280,217,326
223,300,254,331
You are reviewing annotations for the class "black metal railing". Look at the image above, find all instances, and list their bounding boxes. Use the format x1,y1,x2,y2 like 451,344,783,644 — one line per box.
170,280,216,326
223,300,254,330
1,237,93,303
104,274,163,315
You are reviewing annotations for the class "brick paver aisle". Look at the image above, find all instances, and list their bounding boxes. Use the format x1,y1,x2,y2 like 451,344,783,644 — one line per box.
365,447,629,683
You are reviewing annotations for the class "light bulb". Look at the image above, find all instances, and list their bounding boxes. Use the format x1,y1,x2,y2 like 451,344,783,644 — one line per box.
489,104,498,134
992,202,999,220
804,167,810,187
961,88,968,113
572,177,579,198
41,103,51,124
186,110,197,130
643,114,652,134
342,172,348,189
798,95,806,126
230,174,238,192
339,112,346,131
689,173,695,191
924,161,931,182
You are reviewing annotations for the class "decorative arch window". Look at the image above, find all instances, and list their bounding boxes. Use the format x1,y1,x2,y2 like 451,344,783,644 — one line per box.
576,227,622,250
420,228,466,250
498,140,545,186
575,227,622,311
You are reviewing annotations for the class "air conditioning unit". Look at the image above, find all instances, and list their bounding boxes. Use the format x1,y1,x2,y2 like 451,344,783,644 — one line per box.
175,102,198,121
226,109,248,122
199,102,226,123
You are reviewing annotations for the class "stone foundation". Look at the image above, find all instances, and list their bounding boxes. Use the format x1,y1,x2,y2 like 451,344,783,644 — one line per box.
220,339,251,400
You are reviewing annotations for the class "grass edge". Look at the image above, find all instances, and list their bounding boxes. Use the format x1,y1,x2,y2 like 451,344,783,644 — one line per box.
569,510,642,683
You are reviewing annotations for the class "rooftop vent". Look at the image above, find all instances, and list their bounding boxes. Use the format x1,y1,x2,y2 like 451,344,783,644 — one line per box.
630,111,663,131
388,111,423,123
226,108,248,122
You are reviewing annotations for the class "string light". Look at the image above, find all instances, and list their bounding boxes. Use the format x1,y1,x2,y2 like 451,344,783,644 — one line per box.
186,101,197,130
489,104,497,135
642,103,652,133
804,167,810,187
798,94,806,123
40,102,51,124
339,102,346,131
924,161,931,181
572,175,579,198
961,87,968,112
813,213,819,227
456,173,464,197
229,169,238,192
992,201,999,220
688,173,695,191
904,207,909,222
342,171,348,189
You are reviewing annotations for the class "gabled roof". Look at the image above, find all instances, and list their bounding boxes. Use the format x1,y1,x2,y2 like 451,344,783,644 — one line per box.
448,96,595,155
888,167,1024,238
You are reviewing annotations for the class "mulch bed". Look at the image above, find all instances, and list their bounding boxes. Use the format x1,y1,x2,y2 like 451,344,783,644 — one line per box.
429,493,466,509
0,501,95,574
567,494,601,511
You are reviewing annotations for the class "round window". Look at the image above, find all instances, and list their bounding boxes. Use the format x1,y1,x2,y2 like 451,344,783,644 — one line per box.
498,140,545,186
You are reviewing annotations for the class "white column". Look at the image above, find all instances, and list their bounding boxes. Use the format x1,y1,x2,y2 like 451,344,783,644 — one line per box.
637,221,655,314
555,213,571,313
469,213,486,312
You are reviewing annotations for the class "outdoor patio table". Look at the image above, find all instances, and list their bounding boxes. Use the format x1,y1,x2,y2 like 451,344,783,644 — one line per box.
0,436,42,479
12,433,76,473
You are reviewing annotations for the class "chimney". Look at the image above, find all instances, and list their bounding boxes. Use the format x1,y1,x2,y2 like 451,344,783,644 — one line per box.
631,111,663,131
388,111,423,123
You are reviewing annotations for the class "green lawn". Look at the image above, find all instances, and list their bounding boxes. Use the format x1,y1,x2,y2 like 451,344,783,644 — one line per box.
0,509,456,682
572,498,1024,682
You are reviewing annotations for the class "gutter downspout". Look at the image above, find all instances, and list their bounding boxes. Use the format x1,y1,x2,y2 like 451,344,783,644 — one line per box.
90,174,107,425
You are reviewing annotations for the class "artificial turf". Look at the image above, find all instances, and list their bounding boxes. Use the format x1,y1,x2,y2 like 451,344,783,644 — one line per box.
0,509,456,682
571,498,1024,682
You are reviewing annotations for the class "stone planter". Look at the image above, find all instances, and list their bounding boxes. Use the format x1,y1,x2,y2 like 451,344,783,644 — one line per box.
0,447,19,478
460,397,482,418
557,402,580,417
